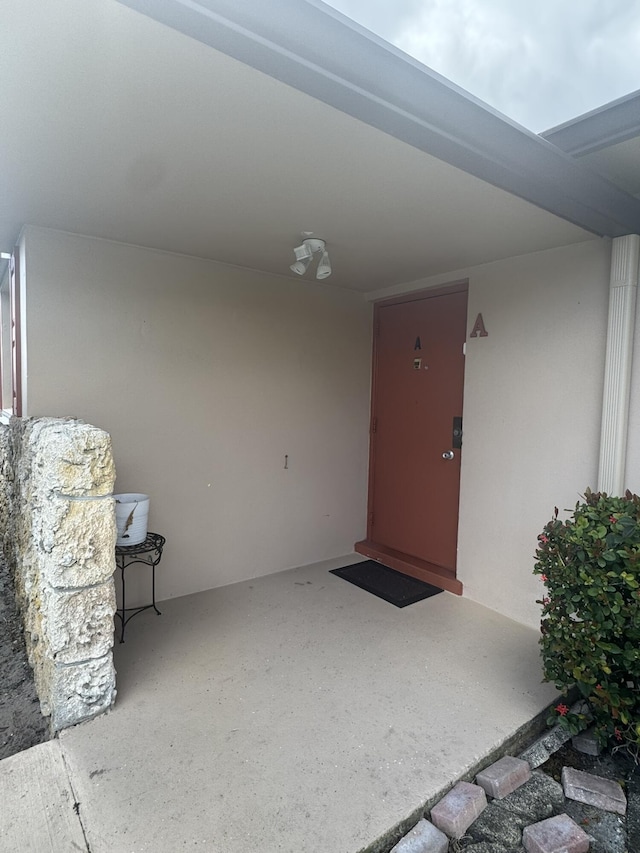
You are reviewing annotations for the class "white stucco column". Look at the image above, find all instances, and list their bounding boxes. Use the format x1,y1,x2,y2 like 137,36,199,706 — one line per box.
598,234,640,495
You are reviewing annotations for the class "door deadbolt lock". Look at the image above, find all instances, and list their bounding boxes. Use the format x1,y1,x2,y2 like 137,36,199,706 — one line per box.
442,450,455,460
452,416,463,449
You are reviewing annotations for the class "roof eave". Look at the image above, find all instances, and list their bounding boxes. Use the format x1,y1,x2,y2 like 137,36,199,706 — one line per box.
542,89,640,157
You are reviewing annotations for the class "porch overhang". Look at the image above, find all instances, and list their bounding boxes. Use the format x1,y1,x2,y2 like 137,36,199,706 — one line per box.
118,0,640,237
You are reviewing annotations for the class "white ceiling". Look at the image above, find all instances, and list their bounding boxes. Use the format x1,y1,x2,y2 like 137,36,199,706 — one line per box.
0,0,595,292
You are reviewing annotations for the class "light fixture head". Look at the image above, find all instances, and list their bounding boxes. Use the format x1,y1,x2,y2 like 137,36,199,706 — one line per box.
316,250,332,280
290,255,312,275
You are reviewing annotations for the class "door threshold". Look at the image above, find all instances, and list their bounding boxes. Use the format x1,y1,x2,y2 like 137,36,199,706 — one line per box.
354,540,463,595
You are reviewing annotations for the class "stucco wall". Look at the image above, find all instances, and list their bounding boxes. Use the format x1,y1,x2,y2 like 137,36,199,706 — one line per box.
371,238,611,628
21,226,372,604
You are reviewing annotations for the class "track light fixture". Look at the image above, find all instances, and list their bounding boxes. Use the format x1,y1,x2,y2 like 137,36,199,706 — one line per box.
289,236,332,280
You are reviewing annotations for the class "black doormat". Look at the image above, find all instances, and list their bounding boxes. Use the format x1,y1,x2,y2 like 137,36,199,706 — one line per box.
330,560,443,607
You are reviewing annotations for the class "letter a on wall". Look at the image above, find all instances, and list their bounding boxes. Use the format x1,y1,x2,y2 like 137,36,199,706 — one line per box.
470,313,488,338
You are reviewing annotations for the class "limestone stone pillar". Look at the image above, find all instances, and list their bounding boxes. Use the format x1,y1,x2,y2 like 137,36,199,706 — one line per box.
8,418,118,730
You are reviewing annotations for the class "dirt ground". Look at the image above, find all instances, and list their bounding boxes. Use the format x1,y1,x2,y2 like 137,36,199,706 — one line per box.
0,557,50,761
542,738,639,786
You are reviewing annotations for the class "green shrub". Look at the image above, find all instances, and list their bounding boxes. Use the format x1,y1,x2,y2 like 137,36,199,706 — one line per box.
534,488,640,759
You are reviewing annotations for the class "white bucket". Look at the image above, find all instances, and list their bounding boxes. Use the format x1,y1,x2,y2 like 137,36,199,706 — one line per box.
114,493,150,546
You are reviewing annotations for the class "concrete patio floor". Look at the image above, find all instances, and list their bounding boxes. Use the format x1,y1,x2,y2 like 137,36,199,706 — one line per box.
1,555,557,852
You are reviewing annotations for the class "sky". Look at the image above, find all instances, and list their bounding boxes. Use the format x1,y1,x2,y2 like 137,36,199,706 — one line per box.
323,0,640,132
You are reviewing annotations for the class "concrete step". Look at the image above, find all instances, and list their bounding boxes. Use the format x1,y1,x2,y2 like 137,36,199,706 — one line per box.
0,740,87,852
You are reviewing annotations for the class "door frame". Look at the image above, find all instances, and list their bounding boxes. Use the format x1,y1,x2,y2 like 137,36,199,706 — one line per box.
356,280,468,595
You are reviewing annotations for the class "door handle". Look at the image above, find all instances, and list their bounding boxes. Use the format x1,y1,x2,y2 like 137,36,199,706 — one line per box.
442,450,455,460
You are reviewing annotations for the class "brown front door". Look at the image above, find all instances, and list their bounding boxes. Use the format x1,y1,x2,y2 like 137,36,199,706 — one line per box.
357,285,467,593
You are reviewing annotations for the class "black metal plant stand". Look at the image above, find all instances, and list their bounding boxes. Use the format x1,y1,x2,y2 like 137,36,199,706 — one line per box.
114,532,165,643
